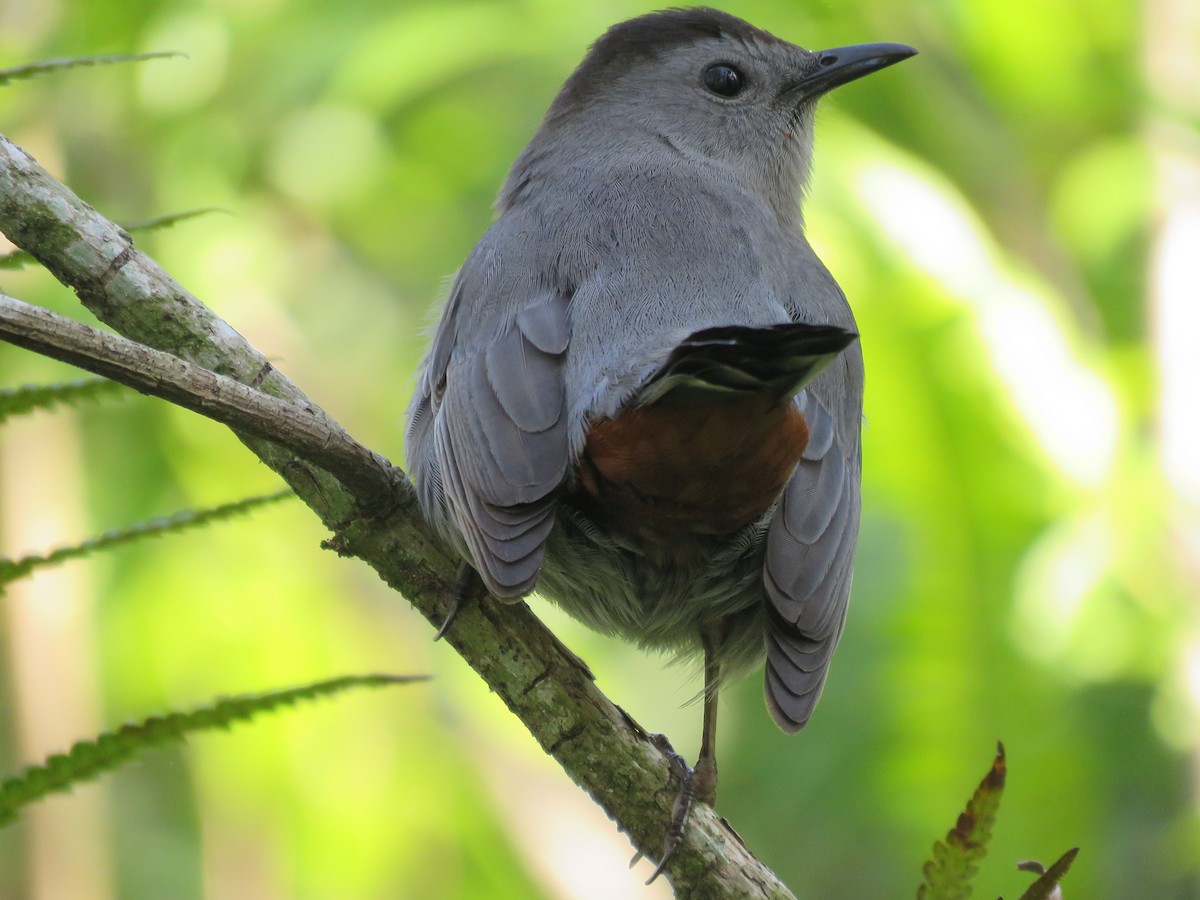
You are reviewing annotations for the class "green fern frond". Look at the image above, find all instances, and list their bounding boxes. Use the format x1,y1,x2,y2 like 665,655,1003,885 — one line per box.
0,52,184,86
0,377,126,423
917,742,1007,900
0,490,294,586
0,674,429,828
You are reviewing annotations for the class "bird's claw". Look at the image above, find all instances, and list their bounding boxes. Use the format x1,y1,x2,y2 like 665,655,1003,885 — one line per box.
645,761,698,884
434,563,482,641
432,600,460,641
632,733,700,884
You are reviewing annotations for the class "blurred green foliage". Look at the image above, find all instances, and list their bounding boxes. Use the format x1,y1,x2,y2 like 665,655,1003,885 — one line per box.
0,0,1195,897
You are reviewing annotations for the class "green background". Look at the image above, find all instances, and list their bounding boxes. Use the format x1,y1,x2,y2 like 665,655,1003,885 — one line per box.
1,0,1196,897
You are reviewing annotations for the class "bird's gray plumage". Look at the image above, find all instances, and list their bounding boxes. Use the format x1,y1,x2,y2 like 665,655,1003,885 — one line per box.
407,7,912,733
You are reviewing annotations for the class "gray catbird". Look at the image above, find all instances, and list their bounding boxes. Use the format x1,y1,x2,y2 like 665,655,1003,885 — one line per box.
406,7,914,874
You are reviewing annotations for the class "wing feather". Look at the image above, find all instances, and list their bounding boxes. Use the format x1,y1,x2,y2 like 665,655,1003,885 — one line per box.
763,393,861,732
412,286,571,599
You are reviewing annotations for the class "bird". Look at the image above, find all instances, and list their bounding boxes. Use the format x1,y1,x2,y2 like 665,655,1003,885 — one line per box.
405,6,915,876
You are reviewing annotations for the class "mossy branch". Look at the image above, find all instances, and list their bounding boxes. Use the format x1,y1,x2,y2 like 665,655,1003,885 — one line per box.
0,133,791,897
0,207,224,269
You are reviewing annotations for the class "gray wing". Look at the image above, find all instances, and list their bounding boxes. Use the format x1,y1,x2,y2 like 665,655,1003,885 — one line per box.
408,275,571,599
762,390,861,732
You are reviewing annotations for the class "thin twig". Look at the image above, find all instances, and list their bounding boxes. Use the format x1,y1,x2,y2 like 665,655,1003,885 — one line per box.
0,294,399,502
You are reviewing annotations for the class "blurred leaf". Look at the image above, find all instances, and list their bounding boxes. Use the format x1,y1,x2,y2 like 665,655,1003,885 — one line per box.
0,248,35,270
0,376,125,423
0,674,429,828
0,52,185,86
918,743,1007,899
123,207,230,233
1016,848,1081,900
0,490,294,586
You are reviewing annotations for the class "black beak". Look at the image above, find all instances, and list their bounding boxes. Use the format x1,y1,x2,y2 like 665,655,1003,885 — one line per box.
784,42,917,101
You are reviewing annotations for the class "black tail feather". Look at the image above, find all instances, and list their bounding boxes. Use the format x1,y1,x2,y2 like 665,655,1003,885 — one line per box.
638,322,857,406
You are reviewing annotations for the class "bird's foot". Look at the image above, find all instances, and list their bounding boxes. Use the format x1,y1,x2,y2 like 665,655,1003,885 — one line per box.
434,563,481,641
634,734,717,884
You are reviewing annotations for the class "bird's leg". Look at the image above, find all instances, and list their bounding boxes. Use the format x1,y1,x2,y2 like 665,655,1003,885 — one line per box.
694,627,721,803
645,626,722,884
434,562,483,641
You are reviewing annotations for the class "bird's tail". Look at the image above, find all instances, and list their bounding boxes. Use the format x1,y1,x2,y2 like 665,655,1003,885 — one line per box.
636,322,857,407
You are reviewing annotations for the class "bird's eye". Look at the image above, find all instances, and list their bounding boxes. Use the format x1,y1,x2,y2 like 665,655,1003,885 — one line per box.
702,63,745,97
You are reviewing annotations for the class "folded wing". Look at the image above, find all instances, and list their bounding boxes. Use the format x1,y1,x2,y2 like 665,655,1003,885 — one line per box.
763,391,861,732
414,288,571,598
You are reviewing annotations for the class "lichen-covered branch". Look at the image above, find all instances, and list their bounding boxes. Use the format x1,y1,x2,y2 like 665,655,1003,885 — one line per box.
0,131,795,899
